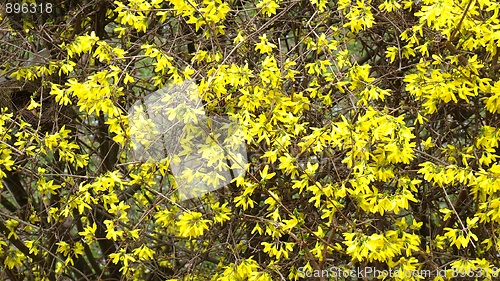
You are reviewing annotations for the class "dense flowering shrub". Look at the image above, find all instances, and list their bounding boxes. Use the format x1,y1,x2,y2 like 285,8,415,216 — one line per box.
1,0,500,280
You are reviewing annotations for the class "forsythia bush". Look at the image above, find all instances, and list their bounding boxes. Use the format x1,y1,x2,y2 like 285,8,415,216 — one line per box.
1,0,500,280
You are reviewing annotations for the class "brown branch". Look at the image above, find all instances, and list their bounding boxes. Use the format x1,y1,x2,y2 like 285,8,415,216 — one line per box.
445,41,468,67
